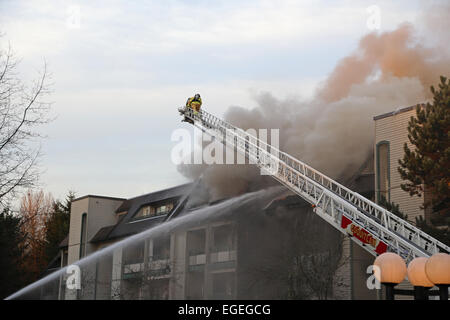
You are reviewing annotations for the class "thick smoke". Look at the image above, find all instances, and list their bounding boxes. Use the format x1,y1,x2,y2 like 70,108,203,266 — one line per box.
317,23,450,103
178,5,450,200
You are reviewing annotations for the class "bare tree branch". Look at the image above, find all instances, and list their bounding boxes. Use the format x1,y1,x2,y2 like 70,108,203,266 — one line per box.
0,36,52,206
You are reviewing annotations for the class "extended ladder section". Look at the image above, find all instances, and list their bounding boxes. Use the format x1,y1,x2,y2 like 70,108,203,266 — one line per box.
179,107,450,262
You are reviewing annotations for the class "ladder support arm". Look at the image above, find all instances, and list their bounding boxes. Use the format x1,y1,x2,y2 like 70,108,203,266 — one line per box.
179,107,450,262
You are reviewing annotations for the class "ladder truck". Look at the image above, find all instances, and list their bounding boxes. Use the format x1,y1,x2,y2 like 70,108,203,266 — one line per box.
178,107,449,263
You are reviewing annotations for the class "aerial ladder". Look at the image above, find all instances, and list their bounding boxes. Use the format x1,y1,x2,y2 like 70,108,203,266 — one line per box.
178,107,450,263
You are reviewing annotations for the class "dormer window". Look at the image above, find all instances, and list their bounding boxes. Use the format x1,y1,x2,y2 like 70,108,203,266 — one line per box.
134,202,174,220
142,206,154,217
156,204,173,215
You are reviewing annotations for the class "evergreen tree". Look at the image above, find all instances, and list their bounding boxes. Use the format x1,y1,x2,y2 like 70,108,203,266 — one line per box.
44,191,75,263
378,195,408,220
0,208,25,299
378,197,450,246
415,216,450,247
398,76,450,217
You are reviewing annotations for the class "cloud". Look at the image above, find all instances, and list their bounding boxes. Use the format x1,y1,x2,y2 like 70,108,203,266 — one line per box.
2,0,421,57
0,0,430,202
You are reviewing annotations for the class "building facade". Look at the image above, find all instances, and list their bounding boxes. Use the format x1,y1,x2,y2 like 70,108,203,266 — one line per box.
374,105,427,223
37,181,378,300
33,105,433,301
373,105,440,299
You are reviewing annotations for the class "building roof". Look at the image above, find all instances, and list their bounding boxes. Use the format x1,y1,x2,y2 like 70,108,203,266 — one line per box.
95,183,194,241
373,104,425,121
72,194,126,203
156,186,297,234
89,182,295,244
59,235,69,248
90,225,116,243
89,162,377,245
263,191,298,211
115,183,193,213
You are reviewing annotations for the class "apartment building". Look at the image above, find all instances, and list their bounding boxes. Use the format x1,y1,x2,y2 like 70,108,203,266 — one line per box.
37,179,380,300
35,105,432,301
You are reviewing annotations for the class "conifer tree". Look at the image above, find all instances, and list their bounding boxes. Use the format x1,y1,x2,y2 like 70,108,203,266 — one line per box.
0,208,25,299
398,76,450,218
44,191,74,262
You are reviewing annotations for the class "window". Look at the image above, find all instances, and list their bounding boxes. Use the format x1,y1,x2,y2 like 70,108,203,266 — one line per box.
376,141,390,202
134,202,174,220
123,241,145,265
134,205,154,219
156,203,173,214
186,270,204,299
153,237,170,261
142,206,154,217
156,205,166,214
187,229,206,256
212,224,235,253
79,213,87,259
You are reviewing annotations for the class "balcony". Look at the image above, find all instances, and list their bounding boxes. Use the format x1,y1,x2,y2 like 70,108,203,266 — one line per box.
210,250,236,263
147,258,171,279
210,250,236,271
189,253,206,266
122,263,143,279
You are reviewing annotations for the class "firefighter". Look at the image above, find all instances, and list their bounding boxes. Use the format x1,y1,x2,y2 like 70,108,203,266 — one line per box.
182,93,202,123
186,93,202,113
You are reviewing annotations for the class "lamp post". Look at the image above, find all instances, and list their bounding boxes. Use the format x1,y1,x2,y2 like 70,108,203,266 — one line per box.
374,252,407,300
407,257,434,300
425,253,450,300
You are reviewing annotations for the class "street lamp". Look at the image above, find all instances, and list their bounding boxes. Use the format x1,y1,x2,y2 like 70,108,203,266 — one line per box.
425,253,450,300
407,257,434,300
374,252,407,300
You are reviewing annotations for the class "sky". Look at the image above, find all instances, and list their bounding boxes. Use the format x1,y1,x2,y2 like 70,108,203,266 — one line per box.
0,0,425,202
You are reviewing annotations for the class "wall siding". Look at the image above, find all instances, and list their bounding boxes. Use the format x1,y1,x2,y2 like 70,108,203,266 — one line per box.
68,197,123,266
86,198,123,257
68,198,89,266
374,109,424,223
